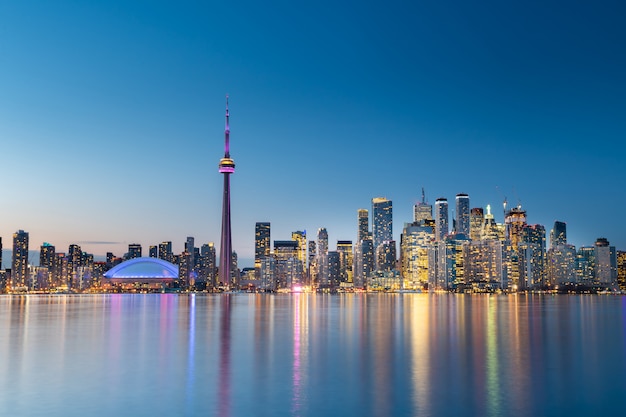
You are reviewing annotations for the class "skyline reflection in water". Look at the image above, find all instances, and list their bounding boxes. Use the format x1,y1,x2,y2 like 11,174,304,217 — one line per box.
1,294,626,416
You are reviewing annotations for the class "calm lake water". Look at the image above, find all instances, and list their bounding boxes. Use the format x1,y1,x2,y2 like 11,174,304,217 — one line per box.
1,294,626,416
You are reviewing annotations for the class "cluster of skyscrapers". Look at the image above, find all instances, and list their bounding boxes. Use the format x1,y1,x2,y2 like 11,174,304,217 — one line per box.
250,192,625,292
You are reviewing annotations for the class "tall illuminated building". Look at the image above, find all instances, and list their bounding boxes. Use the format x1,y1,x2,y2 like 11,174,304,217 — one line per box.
400,222,434,288
128,244,142,259
40,242,56,288
505,206,527,249
292,231,307,266
316,228,329,284
218,96,236,287
255,222,271,278
617,251,626,291
186,237,195,271
355,238,374,288
455,193,470,237
200,242,217,287
469,208,484,241
357,209,369,242
158,241,173,263
149,245,158,258
308,240,317,285
435,198,449,241
273,240,302,289
372,197,392,251
550,221,567,248
11,230,29,290
576,246,595,283
520,224,546,289
413,188,433,225
336,240,353,283
327,251,340,288
594,237,617,287
481,205,505,241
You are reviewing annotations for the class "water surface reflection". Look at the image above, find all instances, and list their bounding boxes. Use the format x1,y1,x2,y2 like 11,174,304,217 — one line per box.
1,294,626,417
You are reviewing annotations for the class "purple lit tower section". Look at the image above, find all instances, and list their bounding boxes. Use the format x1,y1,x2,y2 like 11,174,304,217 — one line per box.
218,96,235,288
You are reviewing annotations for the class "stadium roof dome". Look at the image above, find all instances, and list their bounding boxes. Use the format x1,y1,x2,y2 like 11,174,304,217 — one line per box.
104,257,179,281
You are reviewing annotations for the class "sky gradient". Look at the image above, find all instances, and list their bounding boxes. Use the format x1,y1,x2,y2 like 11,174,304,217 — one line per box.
1,0,625,267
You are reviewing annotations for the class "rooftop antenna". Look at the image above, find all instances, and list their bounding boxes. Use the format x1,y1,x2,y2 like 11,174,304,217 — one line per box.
421,187,426,204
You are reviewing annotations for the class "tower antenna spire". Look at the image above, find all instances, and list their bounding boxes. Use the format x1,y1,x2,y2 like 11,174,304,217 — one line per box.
422,187,426,204
224,94,230,158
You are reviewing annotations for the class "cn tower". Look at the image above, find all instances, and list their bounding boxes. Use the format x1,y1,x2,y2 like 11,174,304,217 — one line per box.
218,96,235,288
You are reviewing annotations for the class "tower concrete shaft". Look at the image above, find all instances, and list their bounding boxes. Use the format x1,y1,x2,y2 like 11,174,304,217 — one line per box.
218,96,235,287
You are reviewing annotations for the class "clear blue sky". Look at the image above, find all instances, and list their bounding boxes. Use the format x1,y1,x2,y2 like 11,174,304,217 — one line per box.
1,0,624,267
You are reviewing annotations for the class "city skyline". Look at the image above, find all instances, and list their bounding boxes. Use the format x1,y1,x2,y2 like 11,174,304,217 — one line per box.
2,0,625,263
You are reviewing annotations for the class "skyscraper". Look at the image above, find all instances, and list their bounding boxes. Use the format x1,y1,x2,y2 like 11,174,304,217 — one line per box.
316,228,329,285
413,188,433,225
550,221,567,248
218,96,236,287
12,230,29,290
291,231,307,266
372,197,392,252
469,208,484,241
127,244,142,259
435,198,449,241
336,240,353,283
505,206,527,249
255,222,271,277
455,193,470,237
594,237,617,287
149,245,158,258
357,209,369,243
158,241,173,263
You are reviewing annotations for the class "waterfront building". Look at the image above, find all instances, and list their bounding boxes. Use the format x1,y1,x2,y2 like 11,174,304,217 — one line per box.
158,241,173,263
218,97,236,287
354,238,373,289
103,257,179,290
455,193,470,237
357,209,369,242
316,228,329,284
520,224,546,289
547,244,577,286
481,205,505,241
372,197,393,252
464,239,503,290
576,246,595,284
469,208,484,241
260,257,276,291
308,240,316,286
327,251,340,289
336,240,353,284
550,221,567,248
255,222,271,278
292,231,307,266
428,234,469,290
505,206,527,249
199,242,217,287
274,240,302,289
435,198,449,241
617,251,626,291
594,238,617,287
11,230,29,291
185,237,195,275
376,240,396,272
413,188,433,224
40,243,56,288
400,222,434,288
127,244,142,260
